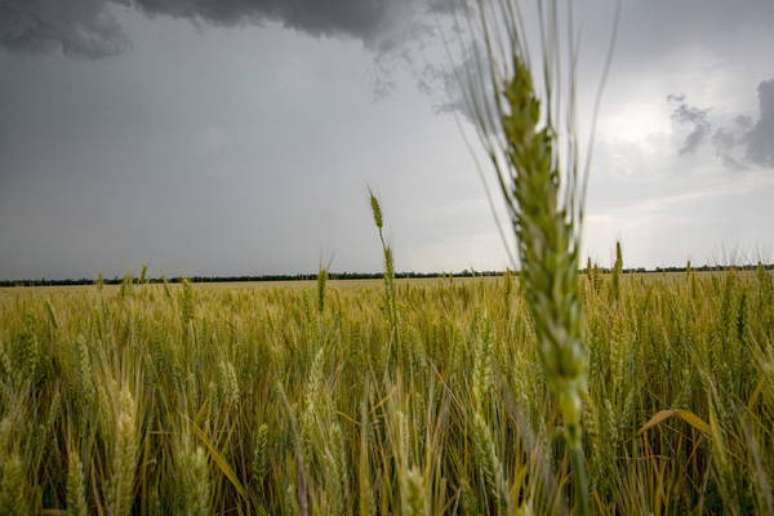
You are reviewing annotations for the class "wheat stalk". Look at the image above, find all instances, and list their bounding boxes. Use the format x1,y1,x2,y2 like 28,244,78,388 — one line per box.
66,446,88,516
454,1,618,513
108,387,137,516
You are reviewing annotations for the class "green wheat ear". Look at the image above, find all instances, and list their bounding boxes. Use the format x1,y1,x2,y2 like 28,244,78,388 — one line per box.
456,1,618,513
317,267,328,315
252,423,270,489
368,190,398,344
368,190,383,229
501,58,588,511
0,455,34,514
109,387,138,516
66,446,88,516
611,241,623,302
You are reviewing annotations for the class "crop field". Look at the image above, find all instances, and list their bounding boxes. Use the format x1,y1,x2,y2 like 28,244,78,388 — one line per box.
2,0,772,512
0,267,772,515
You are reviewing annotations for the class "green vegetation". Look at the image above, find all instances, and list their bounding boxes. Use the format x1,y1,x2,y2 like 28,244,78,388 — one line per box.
453,0,612,511
0,256,773,514
1,2,771,515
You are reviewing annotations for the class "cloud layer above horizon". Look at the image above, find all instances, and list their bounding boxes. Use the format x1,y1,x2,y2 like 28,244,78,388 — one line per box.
0,0,424,57
1,0,773,279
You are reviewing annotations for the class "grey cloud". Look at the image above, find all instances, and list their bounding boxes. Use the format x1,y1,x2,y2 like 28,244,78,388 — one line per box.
0,0,418,58
132,0,399,43
719,154,747,171
712,128,735,153
429,43,498,132
711,128,746,170
423,0,774,122
735,115,753,130
0,0,131,57
668,94,711,155
745,80,774,167
670,79,774,170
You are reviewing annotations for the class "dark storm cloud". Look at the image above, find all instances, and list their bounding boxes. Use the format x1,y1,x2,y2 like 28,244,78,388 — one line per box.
0,0,417,58
0,0,131,57
132,0,396,42
668,94,711,155
746,80,774,167
668,80,774,169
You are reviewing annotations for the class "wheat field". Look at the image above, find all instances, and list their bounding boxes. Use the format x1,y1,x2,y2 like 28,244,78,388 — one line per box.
0,264,772,515
1,0,770,514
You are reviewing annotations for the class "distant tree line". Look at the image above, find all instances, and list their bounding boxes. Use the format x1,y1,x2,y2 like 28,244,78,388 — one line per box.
1,263,771,288
0,270,498,287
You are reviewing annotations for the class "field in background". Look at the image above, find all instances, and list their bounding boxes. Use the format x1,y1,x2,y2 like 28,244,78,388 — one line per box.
0,270,772,514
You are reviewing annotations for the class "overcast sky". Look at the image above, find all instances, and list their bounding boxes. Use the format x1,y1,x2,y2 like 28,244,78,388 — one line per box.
1,0,773,280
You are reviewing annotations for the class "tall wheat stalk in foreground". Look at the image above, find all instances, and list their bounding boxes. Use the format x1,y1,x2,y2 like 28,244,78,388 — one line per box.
455,1,617,513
